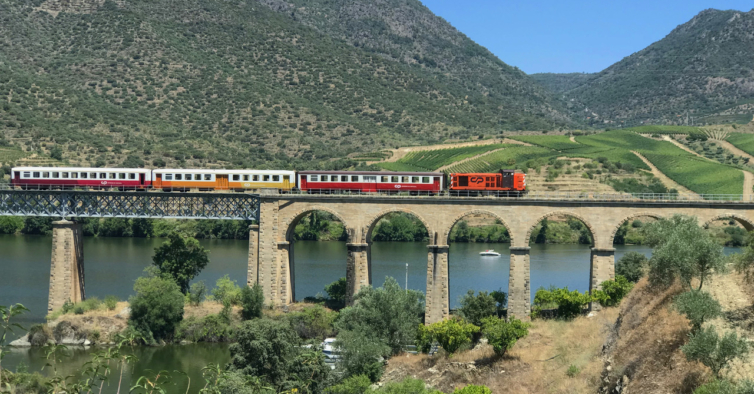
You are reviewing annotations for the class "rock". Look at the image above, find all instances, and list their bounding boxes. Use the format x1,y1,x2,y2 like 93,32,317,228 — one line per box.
84,339,91,346
180,340,192,345
115,307,131,319
606,365,613,372
10,335,31,347
428,367,439,374
587,312,595,318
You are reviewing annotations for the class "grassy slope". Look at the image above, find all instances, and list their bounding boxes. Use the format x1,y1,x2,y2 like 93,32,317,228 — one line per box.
377,144,506,171
726,133,754,157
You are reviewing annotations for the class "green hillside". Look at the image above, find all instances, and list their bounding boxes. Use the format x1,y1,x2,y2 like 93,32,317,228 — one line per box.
0,0,574,170
530,73,595,94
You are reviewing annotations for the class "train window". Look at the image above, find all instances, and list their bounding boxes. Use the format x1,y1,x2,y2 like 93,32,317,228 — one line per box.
109,173,116,179
118,173,126,180
71,173,78,179
165,174,173,181
204,174,212,181
422,177,430,183
341,176,348,182
391,176,398,182
100,173,107,179
381,176,388,182
128,173,135,180
310,175,318,181
263,175,270,181
252,175,259,181
351,176,358,182
186,174,193,181
52,172,60,178
401,176,408,183
272,175,279,182
81,173,87,179
411,177,419,183
89,173,96,179
175,174,182,180
232,175,239,181
195,174,201,181
321,175,328,181
61,172,68,179
243,175,249,181
42,172,50,178
32,172,39,178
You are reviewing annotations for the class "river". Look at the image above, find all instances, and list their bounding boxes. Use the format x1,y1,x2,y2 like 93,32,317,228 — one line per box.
0,234,740,393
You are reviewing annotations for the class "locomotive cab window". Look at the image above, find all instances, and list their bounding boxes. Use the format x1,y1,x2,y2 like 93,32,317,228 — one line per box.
272,175,279,182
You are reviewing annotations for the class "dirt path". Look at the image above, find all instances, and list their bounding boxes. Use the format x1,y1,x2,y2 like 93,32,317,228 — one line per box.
715,139,754,163
631,151,699,196
569,135,577,143
436,147,506,171
705,272,754,380
744,171,754,199
661,135,704,158
382,138,529,163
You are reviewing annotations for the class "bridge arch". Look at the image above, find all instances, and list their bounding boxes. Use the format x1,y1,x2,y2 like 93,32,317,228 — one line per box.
444,210,514,246
283,206,352,242
525,211,597,246
362,208,433,244
609,212,664,245
702,214,754,232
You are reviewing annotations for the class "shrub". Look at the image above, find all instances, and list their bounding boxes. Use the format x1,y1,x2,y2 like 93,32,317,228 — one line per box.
490,289,507,315
673,291,722,332
453,385,492,394
682,326,750,378
211,275,242,306
176,314,234,343
325,375,372,394
535,287,592,319
480,317,530,356
693,379,737,394
592,276,633,307
128,273,185,342
566,365,580,377
374,377,443,394
152,232,210,294
104,295,118,311
287,305,337,340
616,252,648,282
188,281,207,306
335,329,391,382
240,283,264,320
458,290,497,326
422,318,479,356
325,277,347,305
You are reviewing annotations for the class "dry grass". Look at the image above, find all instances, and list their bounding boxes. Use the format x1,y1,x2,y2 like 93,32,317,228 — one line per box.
382,308,620,394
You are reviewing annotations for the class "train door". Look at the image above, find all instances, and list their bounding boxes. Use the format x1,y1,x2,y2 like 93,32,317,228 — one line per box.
501,170,514,189
154,174,163,189
139,173,145,187
434,176,441,193
217,174,229,190
363,175,377,192
282,175,291,190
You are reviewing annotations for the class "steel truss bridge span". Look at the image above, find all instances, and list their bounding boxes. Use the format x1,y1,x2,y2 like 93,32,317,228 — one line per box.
0,190,260,220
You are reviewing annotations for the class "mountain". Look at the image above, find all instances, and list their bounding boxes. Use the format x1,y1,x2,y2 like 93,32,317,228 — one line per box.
0,0,573,170
530,73,595,95
553,9,754,126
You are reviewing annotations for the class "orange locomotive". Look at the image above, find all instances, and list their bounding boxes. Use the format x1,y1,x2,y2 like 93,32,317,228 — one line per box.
448,170,526,196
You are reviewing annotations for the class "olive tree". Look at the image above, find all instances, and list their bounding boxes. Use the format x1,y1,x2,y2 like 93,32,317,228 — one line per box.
673,290,722,332
682,326,749,378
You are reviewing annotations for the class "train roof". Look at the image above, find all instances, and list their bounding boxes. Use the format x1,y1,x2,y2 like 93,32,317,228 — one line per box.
153,169,294,174
12,166,150,172
298,170,443,176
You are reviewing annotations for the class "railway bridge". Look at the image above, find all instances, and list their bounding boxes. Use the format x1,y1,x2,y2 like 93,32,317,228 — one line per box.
2,189,754,322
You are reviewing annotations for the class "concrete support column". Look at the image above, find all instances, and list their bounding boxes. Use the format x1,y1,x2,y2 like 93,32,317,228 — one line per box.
276,241,294,305
346,243,371,305
425,245,449,325
258,199,279,306
508,247,530,320
48,220,84,313
590,248,615,311
246,225,259,287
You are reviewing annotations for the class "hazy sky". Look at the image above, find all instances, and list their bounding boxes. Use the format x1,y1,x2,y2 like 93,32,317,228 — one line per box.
420,0,753,74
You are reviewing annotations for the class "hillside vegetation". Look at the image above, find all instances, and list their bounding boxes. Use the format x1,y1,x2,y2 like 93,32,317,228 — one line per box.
0,0,574,170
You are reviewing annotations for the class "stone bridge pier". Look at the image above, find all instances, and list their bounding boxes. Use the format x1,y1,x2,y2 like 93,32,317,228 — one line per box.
47,220,85,312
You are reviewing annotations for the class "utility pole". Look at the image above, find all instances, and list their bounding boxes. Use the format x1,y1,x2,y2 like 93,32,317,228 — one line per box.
405,263,409,293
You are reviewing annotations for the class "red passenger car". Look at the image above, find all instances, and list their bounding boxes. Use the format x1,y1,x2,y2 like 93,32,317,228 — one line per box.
11,167,153,190
448,170,526,195
297,171,444,194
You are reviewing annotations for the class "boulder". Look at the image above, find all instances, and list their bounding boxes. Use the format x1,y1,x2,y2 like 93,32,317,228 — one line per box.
9,335,31,347
115,307,131,319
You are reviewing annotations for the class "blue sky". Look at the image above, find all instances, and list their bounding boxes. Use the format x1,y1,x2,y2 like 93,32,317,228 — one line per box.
420,1,753,74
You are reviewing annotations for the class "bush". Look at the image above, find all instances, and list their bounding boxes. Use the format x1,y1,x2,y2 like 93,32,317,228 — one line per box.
534,287,592,319
325,277,347,305
152,232,210,294
480,317,530,356
104,295,118,311
325,375,372,394
211,275,242,306
128,273,185,342
458,290,497,326
682,326,750,378
693,379,737,394
240,283,264,320
176,314,234,343
453,385,492,394
592,276,633,307
673,291,722,332
188,281,207,306
0,217,23,234
335,329,391,382
421,318,479,356
374,377,443,394
287,305,337,340
616,252,647,282
566,365,580,377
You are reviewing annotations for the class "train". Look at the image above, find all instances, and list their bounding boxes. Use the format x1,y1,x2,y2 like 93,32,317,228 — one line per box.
9,166,527,196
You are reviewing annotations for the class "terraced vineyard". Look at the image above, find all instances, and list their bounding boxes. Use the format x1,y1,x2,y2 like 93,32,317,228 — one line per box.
641,153,743,195
621,125,705,135
726,133,754,157
444,146,554,173
0,147,32,165
507,135,582,150
377,144,506,171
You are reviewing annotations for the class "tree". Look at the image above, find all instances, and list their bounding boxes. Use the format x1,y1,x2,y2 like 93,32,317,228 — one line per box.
49,146,63,161
211,275,242,305
240,283,264,320
682,326,749,378
616,252,648,283
673,291,722,332
481,317,530,356
535,218,548,243
592,276,633,307
21,217,53,235
131,218,153,238
152,232,210,293
0,217,23,234
335,329,391,382
644,215,725,291
490,289,508,316
336,277,424,354
128,272,185,342
325,277,347,305
458,290,497,326
228,319,332,393
419,318,479,356
324,375,372,394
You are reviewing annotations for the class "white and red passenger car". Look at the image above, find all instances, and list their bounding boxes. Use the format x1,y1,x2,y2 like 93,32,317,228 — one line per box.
297,171,444,194
11,167,152,189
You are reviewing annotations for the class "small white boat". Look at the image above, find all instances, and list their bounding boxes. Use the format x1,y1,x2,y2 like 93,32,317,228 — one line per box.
479,249,501,257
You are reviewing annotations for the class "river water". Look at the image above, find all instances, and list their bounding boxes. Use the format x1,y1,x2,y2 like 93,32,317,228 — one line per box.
0,235,739,393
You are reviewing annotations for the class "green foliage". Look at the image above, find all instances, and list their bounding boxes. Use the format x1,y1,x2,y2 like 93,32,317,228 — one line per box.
325,277,347,305
458,290,498,326
228,319,332,393
128,272,185,342
449,221,510,243
287,305,337,340
682,326,750,378
445,146,554,173
508,135,583,150
373,377,443,394
211,275,243,306
21,217,53,235
188,281,208,306
389,144,506,171
616,252,648,282
0,217,23,234
336,277,425,355
335,329,391,383
294,211,347,241
240,283,265,320
104,295,118,311
372,213,428,242
480,317,530,356
644,215,726,291
176,313,235,343
421,318,479,356
566,365,580,378
673,291,722,332
693,379,738,394
452,385,493,394
324,375,372,394
727,133,754,158
152,232,210,294
532,286,592,319
592,276,633,307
